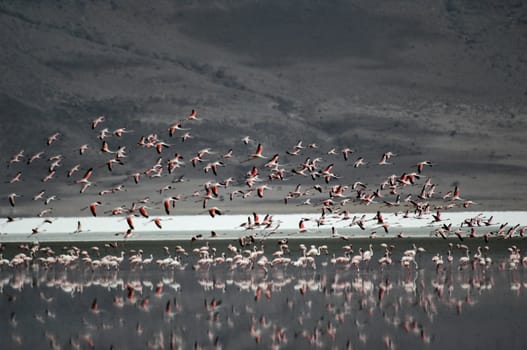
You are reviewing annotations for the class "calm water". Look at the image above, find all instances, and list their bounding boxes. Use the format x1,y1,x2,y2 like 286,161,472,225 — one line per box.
1,237,526,350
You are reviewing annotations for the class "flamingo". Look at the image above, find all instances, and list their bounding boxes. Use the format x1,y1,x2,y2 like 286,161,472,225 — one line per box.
73,220,84,234
88,201,102,217
208,206,222,218
353,157,367,168
204,161,225,176
90,298,99,313
48,157,62,172
8,193,21,207
98,128,110,140
350,249,363,270
286,148,301,156
44,195,57,205
222,148,233,159
162,197,175,215
341,147,353,161
378,153,392,165
27,151,44,164
66,164,81,178
32,190,46,201
131,172,142,184
113,127,133,137
9,172,22,184
320,164,339,183
452,186,462,201
256,184,271,198
8,149,25,165
417,160,433,173
47,132,60,145
192,149,211,161
248,144,267,160
264,154,281,168
463,200,477,208
142,254,154,265
126,216,135,230
168,122,190,137
75,168,93,185
41,171,55,182
91,116,105,129
362,244,374,264
100,140,116,153
181,132,193,142
134,206,148,218
79,182,92,193
78,144,89,155
242,136,253,144
298,219,307,233
186,109,200,120
292,140,305,150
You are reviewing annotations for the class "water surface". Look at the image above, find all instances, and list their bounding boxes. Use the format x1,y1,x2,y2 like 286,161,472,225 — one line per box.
1,237,526,349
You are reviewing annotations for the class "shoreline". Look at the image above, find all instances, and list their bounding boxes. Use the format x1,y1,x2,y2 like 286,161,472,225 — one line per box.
1,211,526,243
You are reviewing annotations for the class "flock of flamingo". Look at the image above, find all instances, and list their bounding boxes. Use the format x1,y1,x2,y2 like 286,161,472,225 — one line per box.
1,235,527,349
1,236,527,349
2,109,524,239
1,110,527,349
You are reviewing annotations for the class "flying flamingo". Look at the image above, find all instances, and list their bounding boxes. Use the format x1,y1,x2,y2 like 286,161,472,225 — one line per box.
113,128,133,137
452,186,462,201
47,132,60,146
79,182,92,193
8,150,24,165
257,184,271,198
186,109,200,120
126,215,135,230
72,220,84,234
149,218,163,229
67,164,81,177
131,172,142,184
100,140,116,154
242,136,253,144
33,190,46,201
82,201,102,217
196,147,215,159
44,195,57,205
341,147,353,161
162,197,176,215
286,148,301,156
168,122,190,137
208,207,222,218
75,168,93,185
222,149,233,159
48,158,62,172
298,219,307,233
98,128,110,140
91,116,105,129
42,171,55,182
138,206,150,218
181,132,193,142
27,151,44,164
264,154,281,168
9,172,22,184
246,144,268,160
8,193,21,207
79,144,89,155
417,160,433,173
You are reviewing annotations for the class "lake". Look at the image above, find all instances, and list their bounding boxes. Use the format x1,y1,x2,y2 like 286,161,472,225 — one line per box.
1,236,526,349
